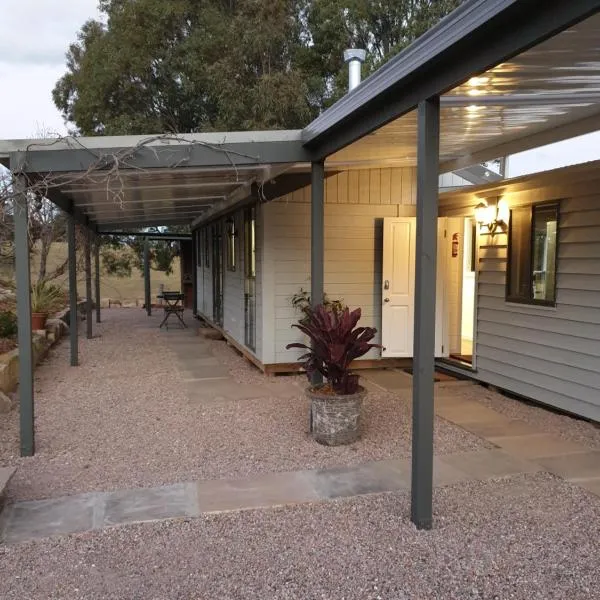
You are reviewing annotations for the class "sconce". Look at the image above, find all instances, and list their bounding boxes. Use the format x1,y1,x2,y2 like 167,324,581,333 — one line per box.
474,198,509,235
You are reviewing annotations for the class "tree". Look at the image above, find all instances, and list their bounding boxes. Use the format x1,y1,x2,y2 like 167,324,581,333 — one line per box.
53,0,463,135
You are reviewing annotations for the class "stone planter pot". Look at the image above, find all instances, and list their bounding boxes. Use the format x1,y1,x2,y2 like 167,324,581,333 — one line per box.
307,385,365,446
31,312,48,331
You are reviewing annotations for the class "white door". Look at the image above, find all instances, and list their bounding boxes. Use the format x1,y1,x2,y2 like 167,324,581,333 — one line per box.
381,217,448,358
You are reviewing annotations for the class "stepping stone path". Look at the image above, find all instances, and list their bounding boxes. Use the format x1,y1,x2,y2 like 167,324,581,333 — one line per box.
0,449,543,544
2,327,599,544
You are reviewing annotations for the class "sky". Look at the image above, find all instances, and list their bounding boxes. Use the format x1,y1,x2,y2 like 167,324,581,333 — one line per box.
0,0,599,176
0,0,102,139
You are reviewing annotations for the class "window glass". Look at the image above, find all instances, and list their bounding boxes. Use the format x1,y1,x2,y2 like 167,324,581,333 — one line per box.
507,202,559,305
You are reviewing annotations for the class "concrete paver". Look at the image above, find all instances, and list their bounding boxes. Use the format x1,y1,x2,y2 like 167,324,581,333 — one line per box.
487,433,589,460
438,449,540,481
197,471,320,512
535,450,600,480
2,493,97,543
103,482,198,526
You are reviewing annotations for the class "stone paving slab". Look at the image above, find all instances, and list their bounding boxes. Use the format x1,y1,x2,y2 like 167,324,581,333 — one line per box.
487,433,588,460
310,460,410,499
197,471,319,512
103,482,198,526
2,493,98,543
461,417,541,439
438,449,540,481
577,477,600,497
186,379,299,403
363,369,413,390
435,400,507,426
0,466,16,498
535,450,600,480
179,364,232,380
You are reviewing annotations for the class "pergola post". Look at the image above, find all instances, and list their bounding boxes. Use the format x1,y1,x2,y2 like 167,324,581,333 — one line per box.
310,160,325,386
85,229,93,339
411,96,440,530
192,231,198,317
14,175,34,457
67,216,78,366
95,236,101,323
144,237,151,316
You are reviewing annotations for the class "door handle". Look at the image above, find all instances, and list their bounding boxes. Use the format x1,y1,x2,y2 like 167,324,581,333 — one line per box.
384,297,390,303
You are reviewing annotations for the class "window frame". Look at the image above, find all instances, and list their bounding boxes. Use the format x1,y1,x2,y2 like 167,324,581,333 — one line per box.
505,200,560,307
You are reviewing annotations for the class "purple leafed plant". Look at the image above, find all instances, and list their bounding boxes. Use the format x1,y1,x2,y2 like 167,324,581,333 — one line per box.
286,305,382,395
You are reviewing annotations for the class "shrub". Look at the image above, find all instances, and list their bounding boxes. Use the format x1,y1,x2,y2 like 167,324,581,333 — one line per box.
0,310,17,338
286,305,382,394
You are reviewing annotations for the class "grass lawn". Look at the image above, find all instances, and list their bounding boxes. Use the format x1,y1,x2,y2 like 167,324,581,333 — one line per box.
1,242,182,303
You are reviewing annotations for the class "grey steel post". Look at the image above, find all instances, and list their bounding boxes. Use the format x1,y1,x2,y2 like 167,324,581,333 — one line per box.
411,96,440,530
94,236,101,323
14,176,34,456
144,237,151,316
310,160,325,386
192,232,198,316
85,228,93,339
67,216,78,366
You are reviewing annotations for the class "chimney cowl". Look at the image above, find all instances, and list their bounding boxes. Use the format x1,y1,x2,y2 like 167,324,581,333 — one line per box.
343,49,367,92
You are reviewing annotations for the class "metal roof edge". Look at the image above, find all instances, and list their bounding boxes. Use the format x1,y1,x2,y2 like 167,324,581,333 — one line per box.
439,158,600,198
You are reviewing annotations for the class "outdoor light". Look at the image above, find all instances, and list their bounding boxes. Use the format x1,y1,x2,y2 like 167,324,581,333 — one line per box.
475,198,508,235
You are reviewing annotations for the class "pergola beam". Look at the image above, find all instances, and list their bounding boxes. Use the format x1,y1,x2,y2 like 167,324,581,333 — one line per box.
97,231,191,240
63,180,241,194
441,91,600,107
9,138,309,174
75,196,223,208
99,218,192,229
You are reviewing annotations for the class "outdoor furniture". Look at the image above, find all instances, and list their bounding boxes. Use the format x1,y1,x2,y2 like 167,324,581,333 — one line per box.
158,291,186,329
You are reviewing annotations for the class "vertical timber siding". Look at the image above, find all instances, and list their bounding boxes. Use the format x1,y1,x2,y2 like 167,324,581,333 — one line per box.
265,167,417,364
441,175,600,422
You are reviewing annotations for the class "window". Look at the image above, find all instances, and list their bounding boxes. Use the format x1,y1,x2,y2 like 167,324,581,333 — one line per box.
244,206,256,279
226,217,236,271
506,201,559,305
244,207,256,350
196,230,202,265
204,227,210,268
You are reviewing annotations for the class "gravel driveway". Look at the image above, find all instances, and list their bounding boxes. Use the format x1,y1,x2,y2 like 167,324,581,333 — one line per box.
0,472,598,599
1,309,487,502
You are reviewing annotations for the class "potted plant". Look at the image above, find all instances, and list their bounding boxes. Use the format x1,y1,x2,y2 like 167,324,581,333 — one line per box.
31,281,63,331
286,305,382,446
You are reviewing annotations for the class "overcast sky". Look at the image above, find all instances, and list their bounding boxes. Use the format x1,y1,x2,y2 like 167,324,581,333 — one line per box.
0,0,598,176
0,0,102,139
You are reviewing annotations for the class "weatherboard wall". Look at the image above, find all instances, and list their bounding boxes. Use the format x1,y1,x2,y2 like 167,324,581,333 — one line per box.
261,167,418,365
440,175,600,422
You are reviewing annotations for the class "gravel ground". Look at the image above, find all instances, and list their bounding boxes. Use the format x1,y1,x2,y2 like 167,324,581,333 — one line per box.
1,472,598,599
462,383,600,450
0,309,488,502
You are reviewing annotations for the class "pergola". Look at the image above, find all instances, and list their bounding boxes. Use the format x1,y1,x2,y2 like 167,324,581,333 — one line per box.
2,0,600,529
